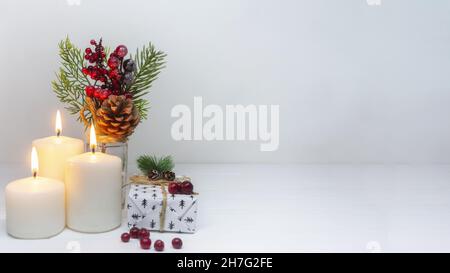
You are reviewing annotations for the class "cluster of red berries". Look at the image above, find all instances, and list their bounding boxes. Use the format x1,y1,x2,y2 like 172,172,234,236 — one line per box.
121,227,183,251
168,180,194,195
82,38,136,101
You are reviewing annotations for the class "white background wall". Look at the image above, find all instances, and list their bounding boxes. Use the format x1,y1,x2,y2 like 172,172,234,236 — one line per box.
0,0,450,164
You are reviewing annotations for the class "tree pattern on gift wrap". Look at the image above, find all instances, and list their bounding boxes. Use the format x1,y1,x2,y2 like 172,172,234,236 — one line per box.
168,221,175,230
151,205,156,211
171,194,176,200
127,203,132,209
131,213,140,220
152,193,157,200
179,200,185,209
170,207,176,213
184,217,194,223
141,199,148,208
150,219,156,229
133,193,139,199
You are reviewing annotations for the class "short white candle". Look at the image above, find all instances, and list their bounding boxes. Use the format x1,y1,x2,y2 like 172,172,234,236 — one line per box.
65,123,122,232
32,110,84,181
5,147,65,239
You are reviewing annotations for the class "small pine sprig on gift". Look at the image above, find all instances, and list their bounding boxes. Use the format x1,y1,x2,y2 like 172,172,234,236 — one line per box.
137,155,174,175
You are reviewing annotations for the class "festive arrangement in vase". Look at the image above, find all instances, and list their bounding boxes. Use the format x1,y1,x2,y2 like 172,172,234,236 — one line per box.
4,38,199,248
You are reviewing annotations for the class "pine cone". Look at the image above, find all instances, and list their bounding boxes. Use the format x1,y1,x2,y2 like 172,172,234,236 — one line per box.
148,170,160,180
162,171,176,181
95,95,140,142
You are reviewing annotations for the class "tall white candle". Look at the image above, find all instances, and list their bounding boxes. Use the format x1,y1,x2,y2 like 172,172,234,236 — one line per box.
65,124,122,232
32,110,84,181
5,147,65,239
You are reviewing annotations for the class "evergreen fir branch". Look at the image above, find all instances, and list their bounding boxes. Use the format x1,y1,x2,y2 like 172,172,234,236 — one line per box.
51,37,90,121
129,43,166,121
137,155,174,174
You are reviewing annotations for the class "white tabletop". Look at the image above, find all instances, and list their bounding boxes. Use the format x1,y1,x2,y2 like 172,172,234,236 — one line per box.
1,163,449,253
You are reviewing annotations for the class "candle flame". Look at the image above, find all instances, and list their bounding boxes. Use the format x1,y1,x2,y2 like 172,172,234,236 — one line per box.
55,110,62,137
90,123,97,153
31,147,38,178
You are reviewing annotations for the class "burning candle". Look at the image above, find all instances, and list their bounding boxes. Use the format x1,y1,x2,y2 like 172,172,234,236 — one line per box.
32,110,84,181
65,123,122,232
5,147,65,239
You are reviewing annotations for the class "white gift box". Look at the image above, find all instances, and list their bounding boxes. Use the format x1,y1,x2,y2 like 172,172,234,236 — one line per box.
126,183,198,233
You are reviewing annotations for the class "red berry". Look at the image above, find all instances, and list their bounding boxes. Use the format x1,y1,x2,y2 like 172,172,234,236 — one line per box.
109,69,120,80
82,68,89,75
154,240,164,251
85,86,95,97
121,232,130,242
85,48,92,54
181,181,194,194
107,56,120,69
168,182,180,194
130,227,140,239
90,39,96,45
140,237,151,250
115,45,128,58
99,89,111,100
172,238,183,249
139,228,150,239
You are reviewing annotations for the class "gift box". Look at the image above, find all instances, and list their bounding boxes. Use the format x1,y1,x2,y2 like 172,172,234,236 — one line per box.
126,177,198,233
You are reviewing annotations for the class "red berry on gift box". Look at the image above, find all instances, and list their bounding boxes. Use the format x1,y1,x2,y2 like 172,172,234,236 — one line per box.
168,182,180,194
140,237,151,250
181,181,193,194
130,227,140,239
90,39,96,45
139,228,150,239
121,232,130,243
85,48,92,54
154,240,164,251
172,238,183,249
115,45,128,58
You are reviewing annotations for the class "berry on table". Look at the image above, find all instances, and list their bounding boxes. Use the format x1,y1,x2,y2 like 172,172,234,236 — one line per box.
139,228,150,239
140,237,151,250
121,232,130,243
130,227,140,239
172,238,183,249
168,182,180,194
181,181,194,194
154,240,164,251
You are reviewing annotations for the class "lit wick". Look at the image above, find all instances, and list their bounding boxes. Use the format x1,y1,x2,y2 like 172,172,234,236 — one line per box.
55,110,62,138
31,147,39,179
90,123,97,154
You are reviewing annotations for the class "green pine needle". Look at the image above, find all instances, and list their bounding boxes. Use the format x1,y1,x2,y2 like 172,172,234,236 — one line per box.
137,155,174,174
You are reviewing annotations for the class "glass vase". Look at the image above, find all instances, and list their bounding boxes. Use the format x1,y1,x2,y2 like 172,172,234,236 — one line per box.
86,141,128,208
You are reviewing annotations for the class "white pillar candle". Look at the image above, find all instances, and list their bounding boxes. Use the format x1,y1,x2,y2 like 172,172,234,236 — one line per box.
32,111,84,181
65,124,122,232
5,147,65,239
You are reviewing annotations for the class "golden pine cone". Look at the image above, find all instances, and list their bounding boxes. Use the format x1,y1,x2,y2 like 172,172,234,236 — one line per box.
95,95,140,142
